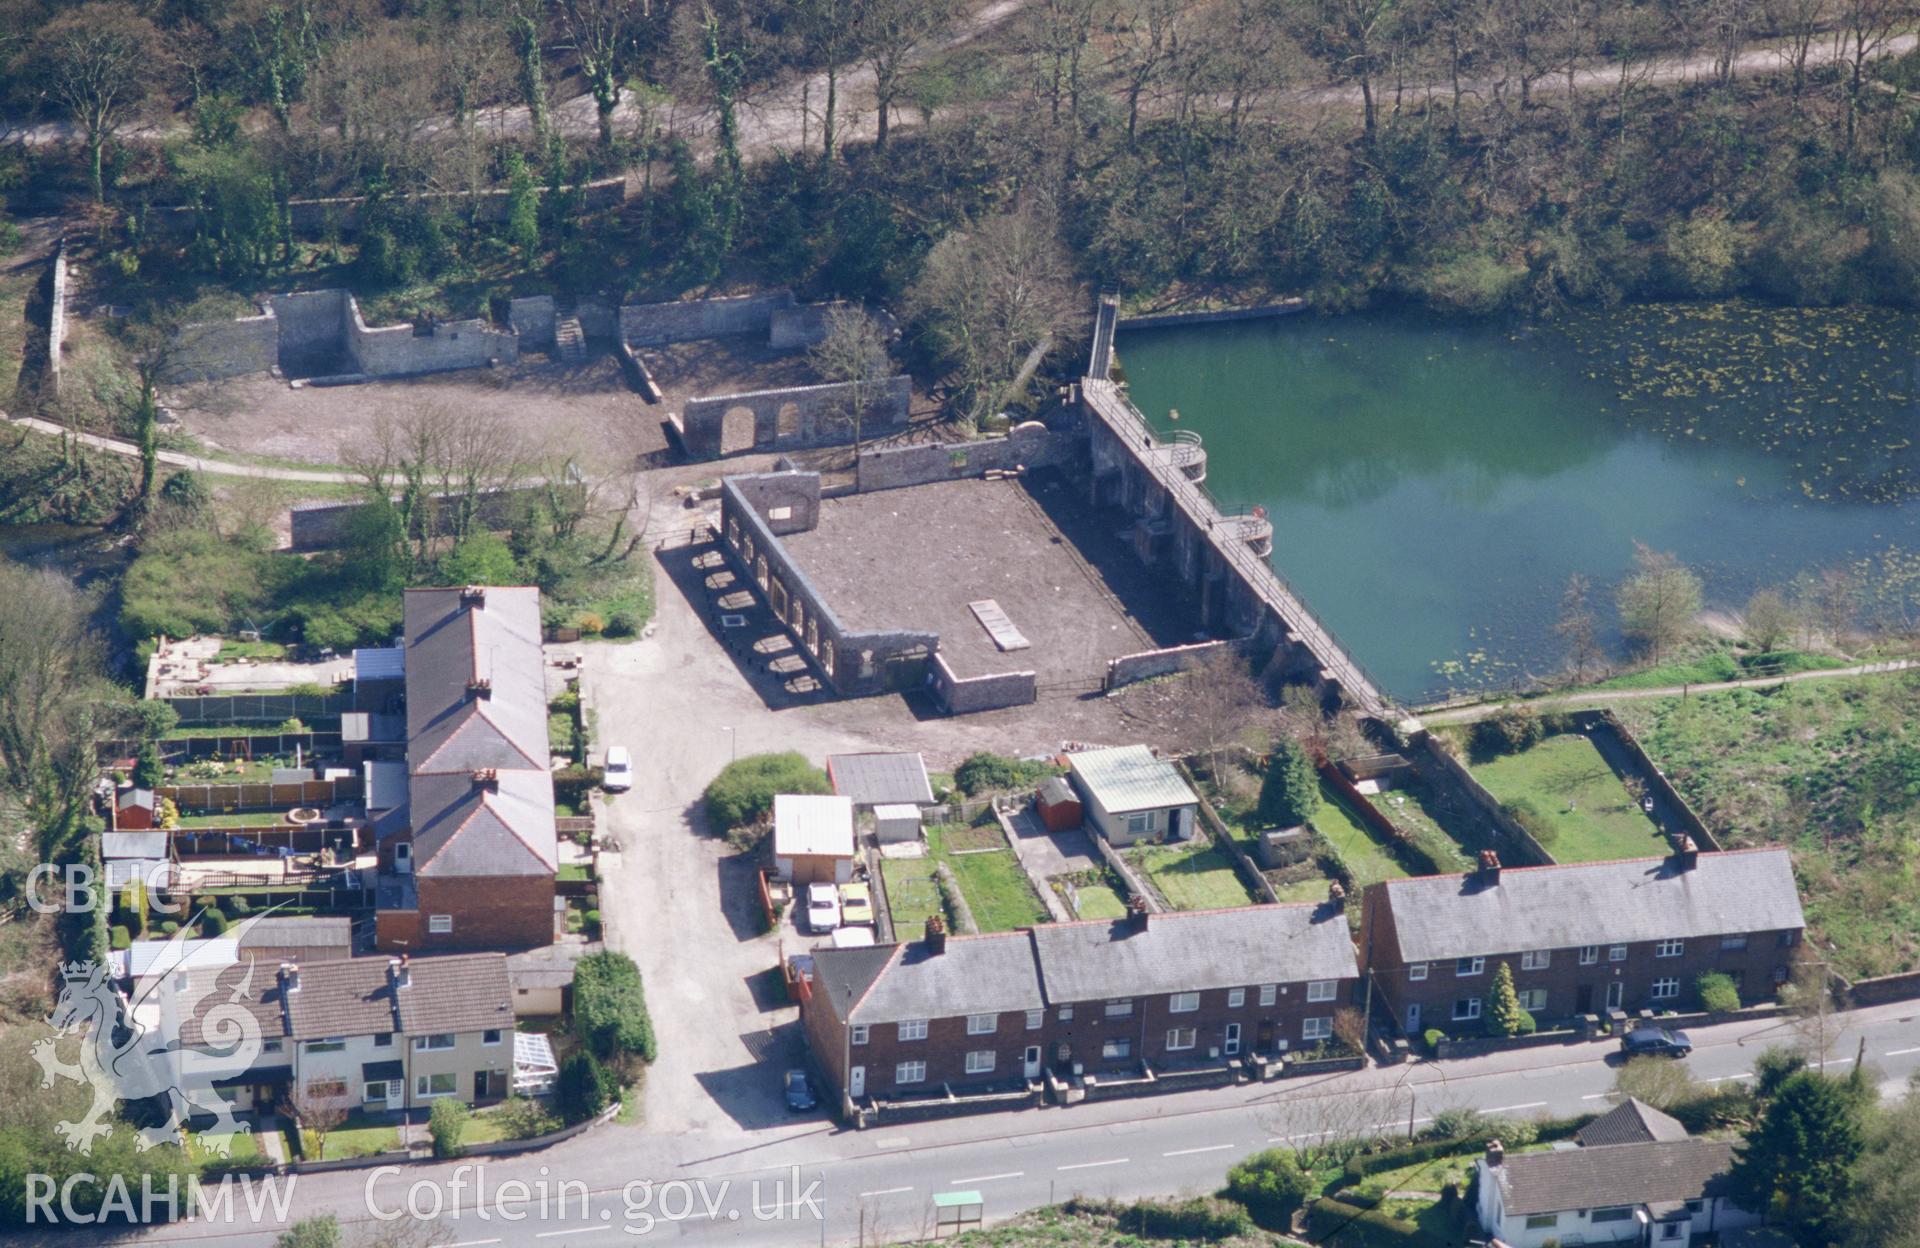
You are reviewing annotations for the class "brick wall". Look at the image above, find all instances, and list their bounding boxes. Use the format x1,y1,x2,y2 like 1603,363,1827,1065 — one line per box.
375,875,555,952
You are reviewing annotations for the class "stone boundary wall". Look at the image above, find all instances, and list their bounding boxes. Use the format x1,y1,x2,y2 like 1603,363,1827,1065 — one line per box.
1181,765,1282,906
98,732,343,762
676,376,912,460
146,177,628,240
854,422,1076,493
768,302,836,349
720,472,938,699
1084,825,1163,912
1405,732,1557,867
1114,299,1308,331
621,290,794,346
508,296,557,351
170,303,278,381
46,239,69,397
1847,969,1920,1006
289,487,539,551
1580,709,1722,851
1103,638,1234,691
930,652,1035,713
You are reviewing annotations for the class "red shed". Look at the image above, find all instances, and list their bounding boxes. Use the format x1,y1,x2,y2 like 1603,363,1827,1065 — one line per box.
1035,775,1082,832
114,788,158,831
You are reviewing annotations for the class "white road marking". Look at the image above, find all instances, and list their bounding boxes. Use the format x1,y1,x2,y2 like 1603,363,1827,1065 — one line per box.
1487,1102,1547,1113
1705,1072,1753,1083
1163,1144,1236,1157
535,1230,594,1240
1057,1158,1129,1171
1887,1047,1920,1057
450,1241,503,1248
857,1186,915,1198
1581,1093,1613,1100
952,1171,1024,1184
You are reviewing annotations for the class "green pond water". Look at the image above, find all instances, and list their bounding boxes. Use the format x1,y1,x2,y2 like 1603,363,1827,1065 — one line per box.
1118,301,1920,703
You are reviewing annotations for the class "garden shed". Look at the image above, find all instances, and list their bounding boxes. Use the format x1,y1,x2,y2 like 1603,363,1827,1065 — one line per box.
1067,746,1197,846
872,803,922,844
773,794,856,885
1035,775,1082,831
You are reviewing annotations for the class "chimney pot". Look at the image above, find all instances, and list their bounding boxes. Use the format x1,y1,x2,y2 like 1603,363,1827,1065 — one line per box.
466,677,492,699
1478,850,1502,881
924,914,948,955
1126,894,1150,930
459,585,486,606
279,961,301,993
388,955,411,990
1485,1139,1505,1167
1328,881,1348,910
1672,836,1699,869
472,768,499,790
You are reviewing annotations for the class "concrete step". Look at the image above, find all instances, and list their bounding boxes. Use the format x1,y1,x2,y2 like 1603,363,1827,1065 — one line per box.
553,316,587,362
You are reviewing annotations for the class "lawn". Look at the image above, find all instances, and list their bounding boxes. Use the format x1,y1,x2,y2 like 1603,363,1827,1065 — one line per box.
557,863,592,883
1064,880,1129,920
929,825,1048,933
1614,674,1920,979
1368,784,1487,870
175,812,293,828
304,1111,402,1160
1128,840,1258,911
187,1128,265,1172
880,856,945,932
1311,781,1409,887
1469,733,1668,863
215,640,291,662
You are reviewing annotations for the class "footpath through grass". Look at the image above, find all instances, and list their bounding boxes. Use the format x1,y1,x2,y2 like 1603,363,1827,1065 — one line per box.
1469,733,1668,863
1615,674,1920,979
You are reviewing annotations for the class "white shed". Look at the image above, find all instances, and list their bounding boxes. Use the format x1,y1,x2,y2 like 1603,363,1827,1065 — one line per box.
872,803,922,845
773,794,855,885
1067,745,1199,847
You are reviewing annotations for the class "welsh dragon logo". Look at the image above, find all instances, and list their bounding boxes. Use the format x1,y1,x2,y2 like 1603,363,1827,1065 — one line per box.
33,911,278,1155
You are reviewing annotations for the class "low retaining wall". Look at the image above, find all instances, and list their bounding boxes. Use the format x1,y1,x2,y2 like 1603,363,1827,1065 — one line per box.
507,295,557,351
46,240,69,397
854,422,1076,492
1847,970,1920,1006
1104,638,1235,691
621,290,794,346
931,653,1035,714
289,487,540,551
1435,1028,1581,1061
287,1102,619,1173
864,1085,1043,1126
1114,300,1307,331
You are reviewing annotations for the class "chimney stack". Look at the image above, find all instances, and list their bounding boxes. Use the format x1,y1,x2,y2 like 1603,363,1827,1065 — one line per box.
1672,835,1699,871
466,677,492,699
1328,881,1347,911
1127,894,1151,932
279,961,301,994
459,585,487,607
1485,1139,1505,1167
472,767,499,791
1478,850,1502,883
924,913,948,955
388,954,411,990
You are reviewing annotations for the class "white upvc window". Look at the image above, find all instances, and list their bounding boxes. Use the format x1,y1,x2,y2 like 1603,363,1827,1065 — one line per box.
1517,988,1548,1012
966,1013,997,1035
1059,1005,1074,1021
1165,1027,1197,1051
1307,980,1338,1002
851,1024,869,1046
964,1050,996,1074
416,1072,456,1098
1125,811,1153,838
1652,977,1680,1000
897,1019,929,1041
1105,999,1133,1018
1026,1009,1044,1030
1457,957,1485,976
1452,998,1482,1022
1656,939,1685,958
1170,992,1200,1013
363,1081,393,1104
1721,933,1749,951
1526,1213,1560,1230
413,1033,454,1052
305,1037,346,1054
483,1029,503,1046
1302,1016,1334,1041
428,914,453,934
1227,988,1245,1008
1609,944,1629,962
1579,945,1600,965
1407,963,1428,981
1258,984,1278,1005
1102,1037,1131,1059
1521,950,1551,971
895,1061,926,1085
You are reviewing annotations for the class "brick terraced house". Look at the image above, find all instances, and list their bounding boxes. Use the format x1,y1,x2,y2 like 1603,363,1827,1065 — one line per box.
800,900,1360,1118
1359,845,1805,1039
375,586,559,952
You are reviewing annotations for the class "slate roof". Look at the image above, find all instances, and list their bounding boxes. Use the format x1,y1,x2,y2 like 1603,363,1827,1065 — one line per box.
834,933,1045,1024
827,752,935,807
1031,904,1357,1002
1577,1098,1689,1147
175,952,514,1046
1488,1139,1735,1216
400,588,556,878
236,916,353,953
1067,746,1196,814
1377,848,1805,963
101,831,167,859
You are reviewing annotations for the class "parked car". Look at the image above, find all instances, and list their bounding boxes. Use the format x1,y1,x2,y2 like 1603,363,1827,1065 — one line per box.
1620,1026,1693,1059
784,1069,817,1113
806,883,841,932
839,881,874,926
603,746,632,792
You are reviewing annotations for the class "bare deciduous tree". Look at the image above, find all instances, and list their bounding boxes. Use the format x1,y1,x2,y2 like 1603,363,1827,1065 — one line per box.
807,305,893,458
1557,573,1602,683
554,0,656,150
856,0,964,149
1744,588,1799,655
1615,543,1702,663
36,2,162,202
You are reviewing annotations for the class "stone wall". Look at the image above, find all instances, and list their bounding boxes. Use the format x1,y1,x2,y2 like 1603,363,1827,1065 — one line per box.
46,240,69,397
173,289,517,382
720,472,937,699
930,653,1035,713
168,305,278,381
854,422,1077,492
620,290,795,346
1103,638,1235,691
507,296,557,352
1404,732,1557,868
768,302,837,350
675,376,912,460
289,487,539,551
347,309,518,377
145,177,628,239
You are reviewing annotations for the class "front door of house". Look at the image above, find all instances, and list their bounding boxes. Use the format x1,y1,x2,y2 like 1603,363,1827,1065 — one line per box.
1576,984,1593,1014
394,841,412,874
849,1066,866,1098
1607,980,1625,1011
1406,1003,1421,1033
1024,1046,1042,1079
1224,1024,1241,1056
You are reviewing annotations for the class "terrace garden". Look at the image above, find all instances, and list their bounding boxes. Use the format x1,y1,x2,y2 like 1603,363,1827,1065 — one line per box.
1126,839,1259,911
1464,732,1669,863
879,821,1049,935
